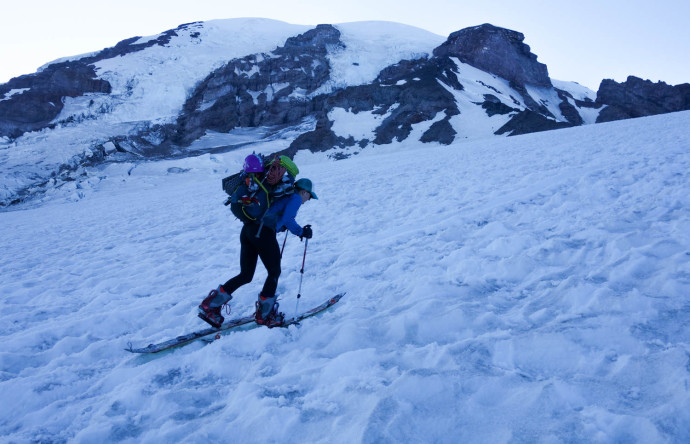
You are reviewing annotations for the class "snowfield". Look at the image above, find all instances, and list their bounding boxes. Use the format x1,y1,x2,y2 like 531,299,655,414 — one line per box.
1,110,690,443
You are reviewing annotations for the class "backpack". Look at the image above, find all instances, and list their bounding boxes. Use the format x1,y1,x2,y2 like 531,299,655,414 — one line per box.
222,154,299,225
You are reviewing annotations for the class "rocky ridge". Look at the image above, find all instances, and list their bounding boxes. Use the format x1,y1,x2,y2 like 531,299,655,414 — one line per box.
595,76,690,123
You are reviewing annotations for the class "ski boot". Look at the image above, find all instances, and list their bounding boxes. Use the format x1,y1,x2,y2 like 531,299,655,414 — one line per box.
255,293,285,328
198,285,232,328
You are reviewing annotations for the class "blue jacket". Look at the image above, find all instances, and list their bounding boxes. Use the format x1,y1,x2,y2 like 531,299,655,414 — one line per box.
262,193,303,236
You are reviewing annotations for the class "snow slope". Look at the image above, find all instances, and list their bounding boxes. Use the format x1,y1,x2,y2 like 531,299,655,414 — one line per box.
1,110,689,443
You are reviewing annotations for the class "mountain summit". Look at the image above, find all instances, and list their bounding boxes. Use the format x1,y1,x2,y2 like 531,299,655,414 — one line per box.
433,23,551,88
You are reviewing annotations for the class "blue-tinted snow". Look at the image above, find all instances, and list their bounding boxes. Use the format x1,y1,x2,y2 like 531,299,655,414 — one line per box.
1,110,689,442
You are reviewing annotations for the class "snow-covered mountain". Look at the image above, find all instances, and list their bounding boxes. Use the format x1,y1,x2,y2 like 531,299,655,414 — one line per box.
1,105,689,442
0,19,690,207
0,19,450,206
5,18,687,209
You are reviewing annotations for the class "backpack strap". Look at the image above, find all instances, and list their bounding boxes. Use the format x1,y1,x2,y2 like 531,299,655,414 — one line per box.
254,174,271,203
251,174,272,238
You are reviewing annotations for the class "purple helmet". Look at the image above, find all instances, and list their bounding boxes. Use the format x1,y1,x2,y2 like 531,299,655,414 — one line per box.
243,154,264,173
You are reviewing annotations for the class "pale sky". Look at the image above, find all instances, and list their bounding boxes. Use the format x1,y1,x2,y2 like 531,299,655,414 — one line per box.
1,0,688,91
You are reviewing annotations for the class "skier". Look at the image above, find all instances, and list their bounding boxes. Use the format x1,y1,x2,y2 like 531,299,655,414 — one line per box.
198,178,318,328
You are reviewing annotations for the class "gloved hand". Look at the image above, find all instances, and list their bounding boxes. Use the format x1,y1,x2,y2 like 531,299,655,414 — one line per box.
300,224,312,240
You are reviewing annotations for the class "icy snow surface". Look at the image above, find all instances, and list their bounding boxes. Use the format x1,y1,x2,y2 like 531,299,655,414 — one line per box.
1,111,690,443
321,21,445,92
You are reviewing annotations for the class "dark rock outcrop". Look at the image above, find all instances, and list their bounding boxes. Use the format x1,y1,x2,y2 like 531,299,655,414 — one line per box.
433,23,551,88
169,24,343,147
287,117,351,156
367,57,461,145
595,76,690,123
0,22,202,139
420,117,456,144
289,56,462,150
480,94,518,117
555,89,585,125
0,63,111,138
495,109,573,136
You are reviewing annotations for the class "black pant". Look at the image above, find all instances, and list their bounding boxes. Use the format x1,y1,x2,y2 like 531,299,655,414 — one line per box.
223,223,281,297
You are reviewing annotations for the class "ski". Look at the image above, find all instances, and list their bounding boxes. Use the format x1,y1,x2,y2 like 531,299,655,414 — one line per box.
125,293,344,354
205,293,345,343
283,293,345,327
125,314,255,354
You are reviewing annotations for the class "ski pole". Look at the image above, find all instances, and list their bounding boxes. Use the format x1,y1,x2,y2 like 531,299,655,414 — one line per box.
295,239,308,314
280,231,288,258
